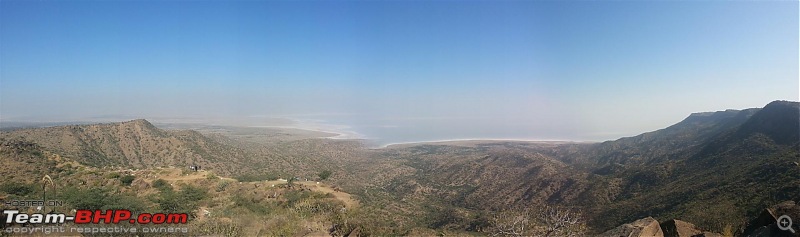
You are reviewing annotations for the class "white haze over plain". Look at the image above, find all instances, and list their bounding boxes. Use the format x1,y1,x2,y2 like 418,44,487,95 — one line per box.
1,87,795,146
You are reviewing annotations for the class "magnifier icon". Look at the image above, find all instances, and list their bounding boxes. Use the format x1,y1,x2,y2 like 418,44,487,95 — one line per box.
778,215,796,233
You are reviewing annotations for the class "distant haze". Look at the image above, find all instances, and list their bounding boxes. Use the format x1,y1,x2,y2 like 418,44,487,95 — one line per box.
1,1,797,143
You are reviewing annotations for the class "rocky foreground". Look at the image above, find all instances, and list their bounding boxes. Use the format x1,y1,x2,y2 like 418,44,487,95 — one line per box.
601,201,800,237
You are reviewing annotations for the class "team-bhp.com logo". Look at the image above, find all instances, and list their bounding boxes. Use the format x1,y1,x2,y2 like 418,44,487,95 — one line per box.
4,209,188,224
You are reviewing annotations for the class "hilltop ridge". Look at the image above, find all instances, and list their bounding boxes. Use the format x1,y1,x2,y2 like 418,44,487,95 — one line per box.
0,119,253,176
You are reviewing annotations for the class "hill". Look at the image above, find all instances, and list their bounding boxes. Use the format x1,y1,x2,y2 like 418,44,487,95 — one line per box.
0,100,797,235
577,101,800,231
337,100,800,234
0,119,256,176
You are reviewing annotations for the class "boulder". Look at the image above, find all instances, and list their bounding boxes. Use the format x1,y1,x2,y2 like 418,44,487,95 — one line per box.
599,217,664,237
661,219,702,237
693,232,723,237
743,201,800,237
743,208,778,235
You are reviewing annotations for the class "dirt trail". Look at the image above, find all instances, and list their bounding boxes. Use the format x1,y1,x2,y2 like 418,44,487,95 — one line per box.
150,169,235,182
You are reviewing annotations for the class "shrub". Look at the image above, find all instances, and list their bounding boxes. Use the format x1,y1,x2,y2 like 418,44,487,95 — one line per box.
59,187,109,210
179,184,208,203
0,182,35,196
722,224,735,237
232,195,273,215
193,220,243,237
318,170,332,180
206,173,218,180
119,175,135,186
215,181,230,192
264,215,300,236
152,179,171,192
102,194,148,213
283,190,311,206
155,184,208,217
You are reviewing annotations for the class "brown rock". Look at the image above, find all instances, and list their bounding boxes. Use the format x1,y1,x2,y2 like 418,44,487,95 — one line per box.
743,201,800,237
599,217,664,237
743,208,778,235
661,219,702,237
693,232,723,237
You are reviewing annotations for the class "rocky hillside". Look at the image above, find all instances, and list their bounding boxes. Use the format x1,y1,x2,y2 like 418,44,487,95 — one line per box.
576,101,800,231
0,119,252,176
0,138,65,184
364,143,608,211
349,100,800,234
598,201,800,237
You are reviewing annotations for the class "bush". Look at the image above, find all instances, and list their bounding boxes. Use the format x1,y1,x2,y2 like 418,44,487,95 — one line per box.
102,194,148,213
119,175,135,186
155,191,183,213
155,184,208,217
152,179,171,192
0,182,35,196
318,170,332,180
206,173,218,180
215,181,230,192
179,184,208,203
232,195,274,215
264,215,300,236
283,190,311,206
60,187,108,210
193,220,243,237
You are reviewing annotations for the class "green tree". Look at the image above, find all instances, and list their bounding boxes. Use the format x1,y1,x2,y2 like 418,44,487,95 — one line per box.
318,170,332,180
119,175,135,186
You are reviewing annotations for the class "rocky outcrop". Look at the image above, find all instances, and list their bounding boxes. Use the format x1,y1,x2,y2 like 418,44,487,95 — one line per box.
694,233,723,237
599,201,800,237
599,217,664,237
661,219,703,237
743,201,800,237
601,217,726,237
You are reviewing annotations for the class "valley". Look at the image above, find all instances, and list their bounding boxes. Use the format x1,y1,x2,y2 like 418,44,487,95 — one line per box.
0,100,798,236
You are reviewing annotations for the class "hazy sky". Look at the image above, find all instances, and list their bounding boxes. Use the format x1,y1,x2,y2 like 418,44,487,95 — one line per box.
1,0,797,140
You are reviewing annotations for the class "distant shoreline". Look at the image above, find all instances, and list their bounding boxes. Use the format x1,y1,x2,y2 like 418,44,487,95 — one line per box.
247,119,601,148
0,119,599,148
249,124,597,149
248,125,598,148
375,138,596,149
250,125,364,140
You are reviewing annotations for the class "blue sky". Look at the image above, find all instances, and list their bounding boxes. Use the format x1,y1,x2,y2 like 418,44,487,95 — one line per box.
1,0,797,140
